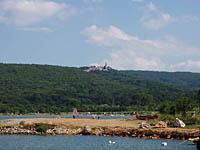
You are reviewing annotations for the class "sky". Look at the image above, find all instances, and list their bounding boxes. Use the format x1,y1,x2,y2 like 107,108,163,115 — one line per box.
0,0,200,72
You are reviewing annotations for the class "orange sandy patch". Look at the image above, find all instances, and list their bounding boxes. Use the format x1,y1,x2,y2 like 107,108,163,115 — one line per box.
27,118,142,128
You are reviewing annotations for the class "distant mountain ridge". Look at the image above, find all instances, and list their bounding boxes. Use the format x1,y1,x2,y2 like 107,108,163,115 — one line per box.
0,63,199,113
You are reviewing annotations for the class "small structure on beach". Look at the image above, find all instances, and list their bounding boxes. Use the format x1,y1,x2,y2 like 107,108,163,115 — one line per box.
73,108,79,119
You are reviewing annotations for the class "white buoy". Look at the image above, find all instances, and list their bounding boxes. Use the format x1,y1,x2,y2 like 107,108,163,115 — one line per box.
161,142,167,146
109,140,116,144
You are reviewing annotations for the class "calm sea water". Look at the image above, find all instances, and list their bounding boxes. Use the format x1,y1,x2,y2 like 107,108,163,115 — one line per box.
0,135,196,150
0,115,131,120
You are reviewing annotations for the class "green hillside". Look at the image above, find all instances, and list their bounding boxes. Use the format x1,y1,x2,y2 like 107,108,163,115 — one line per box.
0,63,199,114
121,70,200,88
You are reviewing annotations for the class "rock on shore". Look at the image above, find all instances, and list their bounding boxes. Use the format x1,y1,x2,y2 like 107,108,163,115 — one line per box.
0,122,199,140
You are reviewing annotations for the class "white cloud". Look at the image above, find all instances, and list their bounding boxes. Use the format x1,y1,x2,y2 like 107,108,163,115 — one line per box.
83,25,132,45
140,2,174,30
0,0,76,26
106,50,162,70
82,25,200,72
17,27,53,32
170,60,200,72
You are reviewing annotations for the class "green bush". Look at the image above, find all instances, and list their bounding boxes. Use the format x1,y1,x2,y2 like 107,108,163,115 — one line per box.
36,125,48,133
158,114,175,127
19,121,26,126
159,114,174,122
182,117,200,125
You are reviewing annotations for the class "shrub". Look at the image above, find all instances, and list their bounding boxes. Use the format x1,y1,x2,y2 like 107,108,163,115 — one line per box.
182,117,200,125
159,114,176,127
159,114,174,122
19,121,26,126
35,125,48,133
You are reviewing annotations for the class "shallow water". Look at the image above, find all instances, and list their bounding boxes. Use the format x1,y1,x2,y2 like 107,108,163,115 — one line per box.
0,115,131,120
0,135,196,150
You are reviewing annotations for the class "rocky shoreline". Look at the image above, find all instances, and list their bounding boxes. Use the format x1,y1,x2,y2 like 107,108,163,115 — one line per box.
0,123,199,140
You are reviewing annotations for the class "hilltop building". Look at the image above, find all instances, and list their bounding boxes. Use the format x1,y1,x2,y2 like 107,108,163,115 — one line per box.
85,62,112,72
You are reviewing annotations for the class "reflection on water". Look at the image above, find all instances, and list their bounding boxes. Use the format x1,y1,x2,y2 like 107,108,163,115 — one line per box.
0,135,196,150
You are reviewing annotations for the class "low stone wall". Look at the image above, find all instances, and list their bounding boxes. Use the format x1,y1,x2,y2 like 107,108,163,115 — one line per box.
0,124,199,140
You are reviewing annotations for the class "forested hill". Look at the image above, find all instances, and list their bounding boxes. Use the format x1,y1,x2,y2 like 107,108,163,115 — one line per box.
0,63,199,114
121,70,200,88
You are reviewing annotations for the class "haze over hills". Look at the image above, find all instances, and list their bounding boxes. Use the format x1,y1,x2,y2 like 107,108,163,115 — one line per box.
0,63,199,114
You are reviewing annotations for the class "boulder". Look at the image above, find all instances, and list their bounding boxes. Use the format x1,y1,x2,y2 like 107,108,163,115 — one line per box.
173,118,185,127
155,121,167,128
81,126,92,135
139,122,151,129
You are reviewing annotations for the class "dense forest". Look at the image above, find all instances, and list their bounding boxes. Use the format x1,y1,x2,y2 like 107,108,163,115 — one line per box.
0,63,199,114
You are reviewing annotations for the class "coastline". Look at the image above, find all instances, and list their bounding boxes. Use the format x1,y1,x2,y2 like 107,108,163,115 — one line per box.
0,118,199,140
